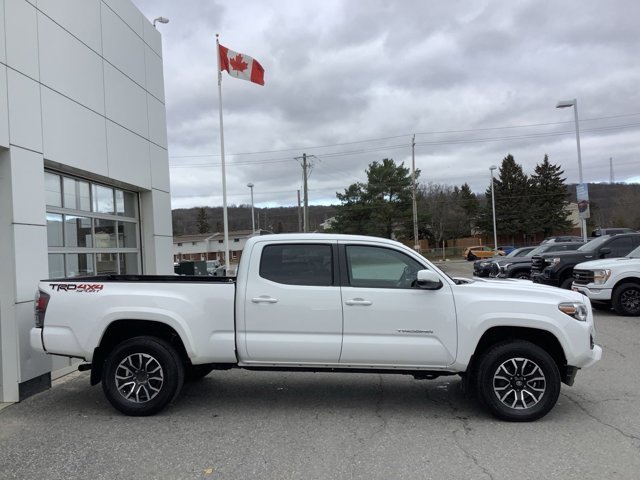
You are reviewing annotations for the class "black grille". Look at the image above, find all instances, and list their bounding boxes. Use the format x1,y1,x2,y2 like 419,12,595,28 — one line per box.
573,269,594,285
490,263,500,277
531,256,546,274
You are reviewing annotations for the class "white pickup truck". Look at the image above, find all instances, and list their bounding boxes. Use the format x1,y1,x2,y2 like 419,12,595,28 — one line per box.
572,245,640,316
31,234,601,421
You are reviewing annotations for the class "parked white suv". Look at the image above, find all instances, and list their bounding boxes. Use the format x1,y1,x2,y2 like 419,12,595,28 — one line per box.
572,245,640,316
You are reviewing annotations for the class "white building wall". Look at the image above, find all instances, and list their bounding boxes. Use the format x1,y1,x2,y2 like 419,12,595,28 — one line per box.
0,0,172,402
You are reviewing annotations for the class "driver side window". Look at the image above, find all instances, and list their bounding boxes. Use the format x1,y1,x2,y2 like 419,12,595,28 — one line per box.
345,245,424,289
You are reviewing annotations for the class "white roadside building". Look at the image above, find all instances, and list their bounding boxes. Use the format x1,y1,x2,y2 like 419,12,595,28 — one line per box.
0,0,171,402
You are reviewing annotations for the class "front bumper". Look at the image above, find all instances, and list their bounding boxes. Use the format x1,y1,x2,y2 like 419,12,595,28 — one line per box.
573,344,602,370
531,273,559,287
572,285,613,302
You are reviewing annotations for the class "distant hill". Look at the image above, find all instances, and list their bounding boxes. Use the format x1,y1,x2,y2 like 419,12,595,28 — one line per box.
172,205,337,235
172,182,640,236
565,183,640,229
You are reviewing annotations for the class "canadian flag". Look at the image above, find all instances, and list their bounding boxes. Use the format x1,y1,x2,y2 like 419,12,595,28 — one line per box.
218,44,265,86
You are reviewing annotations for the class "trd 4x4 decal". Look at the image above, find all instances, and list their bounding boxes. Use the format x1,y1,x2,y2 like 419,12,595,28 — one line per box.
49,284,104,292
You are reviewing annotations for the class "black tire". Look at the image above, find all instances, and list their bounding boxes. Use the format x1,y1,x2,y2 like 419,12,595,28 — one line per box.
514,271,530,280
612,283,640,316
560,277,574,290
476,340,561,422
102,336,184,416
185,364,215,382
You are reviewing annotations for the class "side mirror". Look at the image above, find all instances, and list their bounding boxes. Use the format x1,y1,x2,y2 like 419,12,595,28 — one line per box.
416,270,443,290
599,247,611,258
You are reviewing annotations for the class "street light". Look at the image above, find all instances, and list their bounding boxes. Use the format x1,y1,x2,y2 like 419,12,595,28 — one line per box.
490,165,498,254
556,98,587,242
153,16,169,28
247,182,255,234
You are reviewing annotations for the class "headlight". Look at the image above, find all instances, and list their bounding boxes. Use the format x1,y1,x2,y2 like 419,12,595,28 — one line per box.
592,269,611,285
549,257,562,266
480,261,490,267
558,302,588,321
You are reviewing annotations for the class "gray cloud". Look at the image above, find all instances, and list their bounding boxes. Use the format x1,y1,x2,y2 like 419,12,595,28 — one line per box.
133,0,640,209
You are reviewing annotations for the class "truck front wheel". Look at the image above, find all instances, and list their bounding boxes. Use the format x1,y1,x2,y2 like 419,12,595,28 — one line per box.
612,283,640,316
476,340,560,422
102,336,184,416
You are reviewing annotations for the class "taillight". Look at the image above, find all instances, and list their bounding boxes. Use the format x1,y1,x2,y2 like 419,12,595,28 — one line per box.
34,290,50,328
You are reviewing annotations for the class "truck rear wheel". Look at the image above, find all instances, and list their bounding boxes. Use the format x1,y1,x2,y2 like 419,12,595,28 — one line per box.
612,283,640,316
102,336,184,416
476,340,560,422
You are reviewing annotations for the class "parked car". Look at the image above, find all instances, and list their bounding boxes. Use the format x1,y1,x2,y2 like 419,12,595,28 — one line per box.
491,242,585,280
531,233,640,289
473,246,535,277
463,246,504,261
591,228,637,237
497,245,516,255
540,236,584,244
572,244,640,316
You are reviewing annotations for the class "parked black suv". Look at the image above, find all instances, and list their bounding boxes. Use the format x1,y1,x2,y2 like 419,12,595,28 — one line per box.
473,246,536,277
490,242,584,279
531,233,640,289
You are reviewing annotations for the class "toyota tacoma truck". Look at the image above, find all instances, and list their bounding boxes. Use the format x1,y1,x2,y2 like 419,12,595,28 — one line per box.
531,233,640,289
572,244,640,316
31,234,601,422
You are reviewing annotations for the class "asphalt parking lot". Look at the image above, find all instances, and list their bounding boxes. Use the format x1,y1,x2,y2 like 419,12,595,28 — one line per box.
1,261,639,480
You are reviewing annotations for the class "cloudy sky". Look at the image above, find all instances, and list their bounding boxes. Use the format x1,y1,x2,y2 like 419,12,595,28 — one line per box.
132,0,640,210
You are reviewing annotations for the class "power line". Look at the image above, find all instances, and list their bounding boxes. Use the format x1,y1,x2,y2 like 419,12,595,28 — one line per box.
168,120,640,169
168,111,640,160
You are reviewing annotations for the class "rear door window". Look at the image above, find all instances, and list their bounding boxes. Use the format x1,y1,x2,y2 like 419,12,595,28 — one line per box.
259,244,333,286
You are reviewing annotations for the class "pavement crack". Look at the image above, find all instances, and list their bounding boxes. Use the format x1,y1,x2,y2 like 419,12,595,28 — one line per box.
438,390,494,480
562,392,640,448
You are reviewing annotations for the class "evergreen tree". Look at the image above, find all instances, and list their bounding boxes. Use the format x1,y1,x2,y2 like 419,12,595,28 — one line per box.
479,154,530,243
458,183,480,233
196,207,209,234
530,155,572,236
331,158,415,239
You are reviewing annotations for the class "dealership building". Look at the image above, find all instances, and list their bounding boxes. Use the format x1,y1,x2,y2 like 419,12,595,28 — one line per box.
0,0,172,403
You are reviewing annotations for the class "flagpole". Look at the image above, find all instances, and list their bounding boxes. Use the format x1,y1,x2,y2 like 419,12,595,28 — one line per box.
216,34,230,274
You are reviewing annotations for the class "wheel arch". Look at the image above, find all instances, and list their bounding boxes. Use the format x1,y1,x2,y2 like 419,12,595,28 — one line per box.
90,320,189,386
557,267,576,287
613,276,640,292
469,326,569,384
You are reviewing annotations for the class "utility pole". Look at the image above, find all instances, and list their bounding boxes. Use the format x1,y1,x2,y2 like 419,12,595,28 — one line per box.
303,153,309,232
411,134,419,252
610,157,614,183
297,189,302,232
295,153,315,232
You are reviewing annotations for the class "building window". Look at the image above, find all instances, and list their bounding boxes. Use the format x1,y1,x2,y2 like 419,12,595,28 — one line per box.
45,171,141,278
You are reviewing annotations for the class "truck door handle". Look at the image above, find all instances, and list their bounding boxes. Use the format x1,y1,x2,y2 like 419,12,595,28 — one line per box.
251,296,278,304
345,298,372,306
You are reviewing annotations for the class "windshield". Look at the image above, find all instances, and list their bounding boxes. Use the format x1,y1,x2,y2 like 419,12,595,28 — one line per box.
578,236,611,251
628,245,640,258
527,246,546,256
